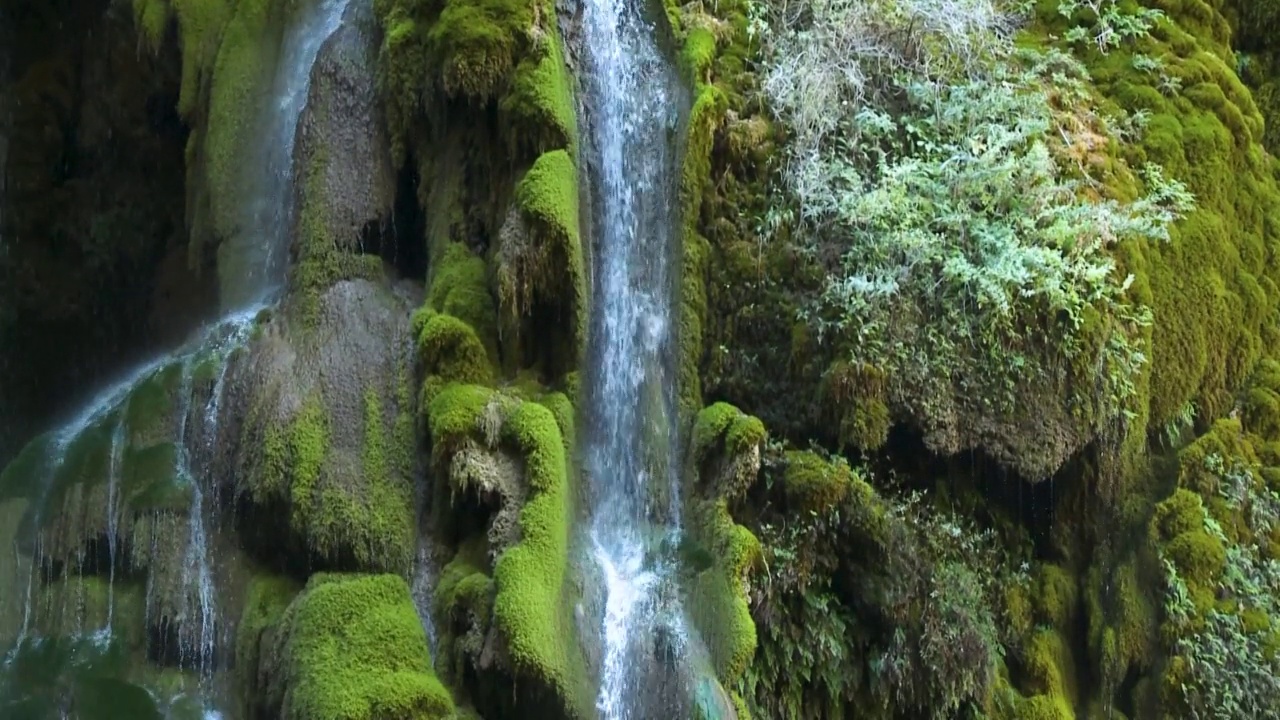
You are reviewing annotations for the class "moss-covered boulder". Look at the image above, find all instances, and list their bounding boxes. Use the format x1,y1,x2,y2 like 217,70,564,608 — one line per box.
257,573,454,720
228,279,418,575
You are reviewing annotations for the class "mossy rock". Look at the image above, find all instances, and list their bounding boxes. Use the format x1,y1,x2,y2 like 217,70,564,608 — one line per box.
781,450,854,515
237,574,301,716
685,403,765,690
0,432,58,503
265,573,455,719
234,280,418,576
124,363,183,449
1036,0,1280,439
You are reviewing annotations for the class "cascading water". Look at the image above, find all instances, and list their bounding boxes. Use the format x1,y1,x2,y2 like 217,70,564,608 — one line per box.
0,0,351,712
578,0,691,715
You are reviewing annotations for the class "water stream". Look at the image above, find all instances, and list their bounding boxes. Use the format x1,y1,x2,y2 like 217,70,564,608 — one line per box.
578,0,690,715
0,0,352,713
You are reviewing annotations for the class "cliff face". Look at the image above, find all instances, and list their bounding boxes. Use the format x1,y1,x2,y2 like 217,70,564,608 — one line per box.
1,0,1279,718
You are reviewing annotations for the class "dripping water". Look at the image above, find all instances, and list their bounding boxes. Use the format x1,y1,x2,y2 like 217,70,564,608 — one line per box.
104,417,126,631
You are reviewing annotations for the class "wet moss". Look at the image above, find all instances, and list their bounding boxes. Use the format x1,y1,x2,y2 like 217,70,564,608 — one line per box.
676,82,728,422
427,0,533,100
1035,565,1079,630
122,443,189,513
688,498,761,684
433,539,495,684
490,399,590,715
498,149,587,366
294,146,387,326
0,432,57,502
235,574,299,714
125,363,183,448
269,573,455,719
687,403,764,690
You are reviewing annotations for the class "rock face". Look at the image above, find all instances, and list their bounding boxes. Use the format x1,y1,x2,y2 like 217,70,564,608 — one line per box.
294,1,397,256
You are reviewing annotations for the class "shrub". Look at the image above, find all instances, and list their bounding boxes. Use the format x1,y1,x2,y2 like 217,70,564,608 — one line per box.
753,0,1193,423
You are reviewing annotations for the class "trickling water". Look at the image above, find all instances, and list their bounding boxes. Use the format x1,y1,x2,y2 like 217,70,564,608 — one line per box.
578,0,688,715
105,417,126,630
411,539,439,656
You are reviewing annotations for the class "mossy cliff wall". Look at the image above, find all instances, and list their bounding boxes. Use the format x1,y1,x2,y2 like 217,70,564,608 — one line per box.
676,0,1280,716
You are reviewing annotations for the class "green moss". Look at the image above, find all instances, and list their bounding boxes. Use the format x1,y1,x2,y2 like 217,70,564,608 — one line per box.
252,391,413,574
498,149,587,364
677,82,729,421
48,419,117,504
426,0,534,100
1035,565,1079,630
205,0,281,256
270,573,455,719
131,0,235,117
782,451,853,515
501,20,577,155
132,0,173,53
433,538,495,684
424,242,499,360
235,574,299,711
0,432,56,502
693,402,764,459
125,363,182,447
1036,0,1280,433
1024,629,1078,704
681,27,717,82
687,402,764,691
489,399,589,715
122,443,190,512
425,384,496,465
293,146,386,326
688,497,761,685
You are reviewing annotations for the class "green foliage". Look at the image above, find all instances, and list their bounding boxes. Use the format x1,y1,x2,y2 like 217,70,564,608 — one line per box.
744,455,1024,720
1141,387,1280,718
744,0,1237,485
269,573,455,719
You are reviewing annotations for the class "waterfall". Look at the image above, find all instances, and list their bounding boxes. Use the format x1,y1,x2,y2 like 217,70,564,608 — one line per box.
221,0,354,313
578,0,690,715
0,0,352,712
